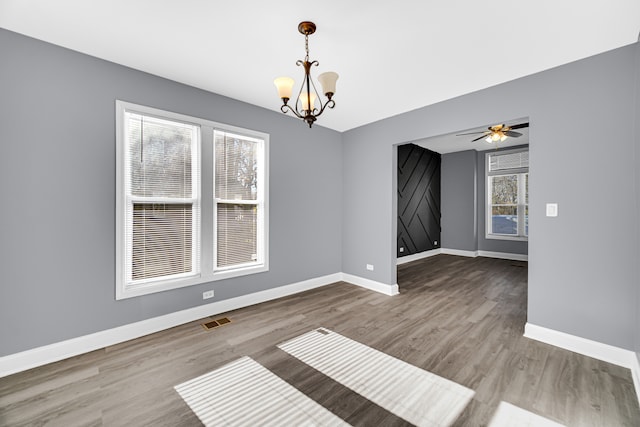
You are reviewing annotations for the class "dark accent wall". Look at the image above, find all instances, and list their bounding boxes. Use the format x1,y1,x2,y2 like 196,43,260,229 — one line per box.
397,144,441,257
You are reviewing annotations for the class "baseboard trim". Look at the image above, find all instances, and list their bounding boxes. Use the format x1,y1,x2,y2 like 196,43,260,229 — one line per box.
477,250,528,261
396,249,442,265
441,248,478,257
524,323,637,368
341,273,399,296
525,322,640,407
0,272,344,379
439,248,527,261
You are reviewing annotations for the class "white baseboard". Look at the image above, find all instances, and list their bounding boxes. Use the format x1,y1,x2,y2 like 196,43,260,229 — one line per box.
396,249,442,265
524,323,637,369
341,273,399,296
441,248,478,257
477,250,528,261
525,323,640,408
439,248,527,261
0,273,344,379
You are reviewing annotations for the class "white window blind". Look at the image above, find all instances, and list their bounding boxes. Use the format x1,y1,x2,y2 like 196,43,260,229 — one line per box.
123,112,200,286
214,131,264,271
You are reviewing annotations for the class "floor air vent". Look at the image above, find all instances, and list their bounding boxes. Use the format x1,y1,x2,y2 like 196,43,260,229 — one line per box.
202,317,231,330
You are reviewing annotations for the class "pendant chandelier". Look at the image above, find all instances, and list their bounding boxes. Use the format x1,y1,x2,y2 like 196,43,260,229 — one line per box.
274,21,339,128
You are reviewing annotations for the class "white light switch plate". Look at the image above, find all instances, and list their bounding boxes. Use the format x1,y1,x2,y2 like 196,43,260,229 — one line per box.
546,203,558,217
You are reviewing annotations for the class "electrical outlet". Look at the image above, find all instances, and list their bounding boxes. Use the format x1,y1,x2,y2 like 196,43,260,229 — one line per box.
434,240,438,246
203,290,215,299
366,264,374,271
399,247,404,253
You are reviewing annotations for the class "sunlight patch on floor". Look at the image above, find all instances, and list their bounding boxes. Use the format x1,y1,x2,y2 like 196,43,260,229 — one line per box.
278,327,475,427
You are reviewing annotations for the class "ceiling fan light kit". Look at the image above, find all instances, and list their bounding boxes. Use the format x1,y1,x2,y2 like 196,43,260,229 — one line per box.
274,21,339,128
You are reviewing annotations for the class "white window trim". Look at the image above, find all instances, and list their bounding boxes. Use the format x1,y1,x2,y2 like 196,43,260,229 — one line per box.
116,100,269,299
485,147,528,242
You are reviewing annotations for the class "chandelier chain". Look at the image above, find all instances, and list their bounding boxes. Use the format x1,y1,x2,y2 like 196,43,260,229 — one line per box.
304,34,309,62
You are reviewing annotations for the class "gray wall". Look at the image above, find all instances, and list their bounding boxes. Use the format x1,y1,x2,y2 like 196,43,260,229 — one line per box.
476,147,528,255
635,41,640,362
343,43,639,350
440,146,528,255
441,150,477,251
1,27,639,358
0,29,343,356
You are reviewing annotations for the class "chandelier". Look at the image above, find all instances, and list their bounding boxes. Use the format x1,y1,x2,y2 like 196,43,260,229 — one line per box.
274,21,339,128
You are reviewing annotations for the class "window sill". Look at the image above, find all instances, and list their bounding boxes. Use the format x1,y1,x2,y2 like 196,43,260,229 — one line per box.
212,263,269,281
116,263,269,300
485,234,528,242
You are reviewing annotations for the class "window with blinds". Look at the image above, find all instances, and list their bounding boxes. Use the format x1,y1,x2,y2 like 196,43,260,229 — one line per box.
116,101,269,299
486,149,529,239
123,111,200,287
214,131,264,271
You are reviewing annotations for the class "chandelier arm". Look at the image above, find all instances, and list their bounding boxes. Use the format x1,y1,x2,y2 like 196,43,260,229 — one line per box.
304,66,312,113
315,99,336,117
307,65,322,114
293,68,306,118
281,103,304,119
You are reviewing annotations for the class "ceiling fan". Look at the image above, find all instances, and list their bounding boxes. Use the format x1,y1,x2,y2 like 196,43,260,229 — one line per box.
457,122,529,143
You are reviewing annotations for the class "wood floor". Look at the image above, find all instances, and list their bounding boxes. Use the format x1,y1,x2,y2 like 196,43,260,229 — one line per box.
1,255,638,426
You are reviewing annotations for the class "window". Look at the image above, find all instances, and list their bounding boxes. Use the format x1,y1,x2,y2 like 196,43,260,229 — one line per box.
116,101,268,299
486,148,528,240
213,131,267,276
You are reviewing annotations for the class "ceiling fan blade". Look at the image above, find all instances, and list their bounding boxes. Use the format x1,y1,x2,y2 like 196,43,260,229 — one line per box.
504,131,523,137
456,131,486,136
508,122,529,130
471,134,488,142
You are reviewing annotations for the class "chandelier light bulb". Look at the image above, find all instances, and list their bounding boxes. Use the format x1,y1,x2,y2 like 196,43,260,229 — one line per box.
299,92,317,112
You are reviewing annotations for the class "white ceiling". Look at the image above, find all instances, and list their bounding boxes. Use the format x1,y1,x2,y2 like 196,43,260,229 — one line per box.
1,1,639,133
413,118,530,154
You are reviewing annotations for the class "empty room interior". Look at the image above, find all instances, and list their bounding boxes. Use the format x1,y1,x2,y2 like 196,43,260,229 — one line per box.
1,2,640,426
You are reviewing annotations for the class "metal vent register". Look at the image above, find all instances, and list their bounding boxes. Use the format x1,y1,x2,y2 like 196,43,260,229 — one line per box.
201,317,231,330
